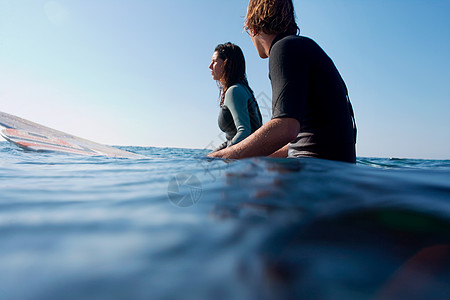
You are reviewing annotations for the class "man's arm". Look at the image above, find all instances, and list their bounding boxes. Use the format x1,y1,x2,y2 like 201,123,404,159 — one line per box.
207,118,299,159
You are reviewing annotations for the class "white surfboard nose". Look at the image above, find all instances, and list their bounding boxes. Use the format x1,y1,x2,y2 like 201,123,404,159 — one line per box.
0,111,146,159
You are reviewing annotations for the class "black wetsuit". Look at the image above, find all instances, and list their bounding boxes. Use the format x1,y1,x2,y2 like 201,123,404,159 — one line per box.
269,34,356,163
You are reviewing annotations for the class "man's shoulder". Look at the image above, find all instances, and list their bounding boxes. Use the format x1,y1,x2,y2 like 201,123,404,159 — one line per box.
272,35,317,53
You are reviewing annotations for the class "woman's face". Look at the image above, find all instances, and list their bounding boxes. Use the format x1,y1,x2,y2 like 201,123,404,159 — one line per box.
209,52,225,82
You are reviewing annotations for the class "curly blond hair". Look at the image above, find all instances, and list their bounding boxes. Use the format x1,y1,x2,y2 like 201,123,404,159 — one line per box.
244,0,299,36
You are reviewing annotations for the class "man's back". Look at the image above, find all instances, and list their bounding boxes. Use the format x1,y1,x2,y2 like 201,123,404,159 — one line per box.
269,34,356,163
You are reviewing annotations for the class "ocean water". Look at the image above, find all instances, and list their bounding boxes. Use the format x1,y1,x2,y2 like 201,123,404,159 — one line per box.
0,141,449,300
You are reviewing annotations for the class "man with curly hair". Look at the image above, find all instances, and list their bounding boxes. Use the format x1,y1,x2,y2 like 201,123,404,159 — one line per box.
209,0,356,163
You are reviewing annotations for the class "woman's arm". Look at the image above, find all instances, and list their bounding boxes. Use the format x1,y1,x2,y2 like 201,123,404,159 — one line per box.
224,85,252,145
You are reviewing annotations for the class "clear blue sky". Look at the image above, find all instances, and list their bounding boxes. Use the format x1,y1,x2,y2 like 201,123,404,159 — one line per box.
1,0,449,159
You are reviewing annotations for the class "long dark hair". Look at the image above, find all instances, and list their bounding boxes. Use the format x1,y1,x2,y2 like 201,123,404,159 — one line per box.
214,42,255,106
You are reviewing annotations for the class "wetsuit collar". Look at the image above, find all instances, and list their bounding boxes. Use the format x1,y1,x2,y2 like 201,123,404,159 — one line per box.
269,32,292,55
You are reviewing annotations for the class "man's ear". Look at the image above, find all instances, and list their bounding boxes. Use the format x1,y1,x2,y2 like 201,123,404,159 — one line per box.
247,27,258,37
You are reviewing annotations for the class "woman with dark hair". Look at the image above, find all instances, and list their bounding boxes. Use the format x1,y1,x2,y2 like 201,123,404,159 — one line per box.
209,42,262,152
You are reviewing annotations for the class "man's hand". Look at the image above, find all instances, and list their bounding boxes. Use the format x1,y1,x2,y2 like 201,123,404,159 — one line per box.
207,118,299,159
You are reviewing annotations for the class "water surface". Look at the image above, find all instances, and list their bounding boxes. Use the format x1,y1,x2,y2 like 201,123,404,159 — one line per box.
0,142,449,299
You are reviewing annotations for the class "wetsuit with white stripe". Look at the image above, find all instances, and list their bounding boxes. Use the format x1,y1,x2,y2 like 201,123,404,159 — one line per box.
216,84,262,151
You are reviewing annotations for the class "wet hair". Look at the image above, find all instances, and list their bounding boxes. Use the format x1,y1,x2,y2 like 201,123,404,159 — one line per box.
244,0,299,36
214,42,255,106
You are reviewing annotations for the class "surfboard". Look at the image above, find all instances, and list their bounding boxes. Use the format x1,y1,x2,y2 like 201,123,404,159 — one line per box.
0,111,145,158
